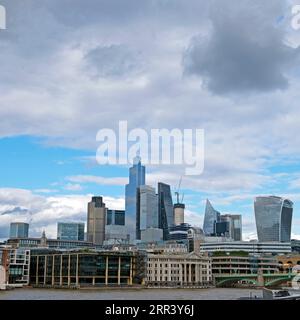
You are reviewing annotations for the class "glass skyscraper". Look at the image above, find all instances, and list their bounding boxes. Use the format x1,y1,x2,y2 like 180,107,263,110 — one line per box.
203,199,220,236
125,155,145,241
107,210,125,226
9,222,29,238
57,222,85,241
136,185,158,240
158,182,174,240
254,196,293,243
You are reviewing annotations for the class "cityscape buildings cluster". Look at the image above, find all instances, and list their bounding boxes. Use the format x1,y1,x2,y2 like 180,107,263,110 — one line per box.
0,156,299,290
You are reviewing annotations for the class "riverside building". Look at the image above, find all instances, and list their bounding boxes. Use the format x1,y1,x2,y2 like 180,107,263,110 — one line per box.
146,252,212,287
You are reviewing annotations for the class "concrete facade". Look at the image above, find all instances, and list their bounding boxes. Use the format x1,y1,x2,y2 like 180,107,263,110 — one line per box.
146,252,212,287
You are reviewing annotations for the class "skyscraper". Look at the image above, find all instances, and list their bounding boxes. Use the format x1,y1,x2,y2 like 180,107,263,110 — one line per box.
106,210,125,226
203,199,220,236
9,222,29,238
254,196,293,243
158,182,174,240
57,222,85,241
87,196,106,245
125,155,145,240
215,214,242,241
136,185,158,240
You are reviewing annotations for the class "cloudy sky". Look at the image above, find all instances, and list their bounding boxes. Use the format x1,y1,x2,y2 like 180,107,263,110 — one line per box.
1,0,300,240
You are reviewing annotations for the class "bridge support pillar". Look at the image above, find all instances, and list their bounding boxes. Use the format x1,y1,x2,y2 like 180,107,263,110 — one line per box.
257,269,264,287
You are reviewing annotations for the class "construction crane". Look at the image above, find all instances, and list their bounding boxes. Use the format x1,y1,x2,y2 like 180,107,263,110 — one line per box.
175,176,183,204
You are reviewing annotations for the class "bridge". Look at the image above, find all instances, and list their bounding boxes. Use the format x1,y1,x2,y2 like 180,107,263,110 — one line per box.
214,273,296,287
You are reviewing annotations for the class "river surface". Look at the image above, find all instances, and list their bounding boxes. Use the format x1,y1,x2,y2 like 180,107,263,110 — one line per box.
0,287,263,300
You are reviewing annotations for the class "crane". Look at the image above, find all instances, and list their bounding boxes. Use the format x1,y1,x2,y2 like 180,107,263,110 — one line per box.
175,176,183,204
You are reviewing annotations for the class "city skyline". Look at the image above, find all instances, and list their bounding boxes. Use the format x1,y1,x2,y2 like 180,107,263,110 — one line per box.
1,0,300,241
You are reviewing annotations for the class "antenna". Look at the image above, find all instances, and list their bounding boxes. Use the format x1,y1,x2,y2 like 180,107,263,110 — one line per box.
181,192,185,203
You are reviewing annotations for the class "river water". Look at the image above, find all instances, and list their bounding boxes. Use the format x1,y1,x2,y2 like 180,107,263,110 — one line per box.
0,287,263,300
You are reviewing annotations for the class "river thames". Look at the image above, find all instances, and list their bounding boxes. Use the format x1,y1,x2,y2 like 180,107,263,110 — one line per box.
0,288,263,300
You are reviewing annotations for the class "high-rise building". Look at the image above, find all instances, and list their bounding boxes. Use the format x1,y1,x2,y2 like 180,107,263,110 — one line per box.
125,155,145,241
9,222,29,239
203,200,220,236
215,214,242,241
254,196,293,243
174,203,185,226
230,215,242,241
107,210,125,226
57,222,85,241
136,185,158,240
87,196,107,245
158,182,174,240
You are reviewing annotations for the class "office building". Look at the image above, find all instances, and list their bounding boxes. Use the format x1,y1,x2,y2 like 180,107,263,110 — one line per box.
0,247,30,287
203,200,220,236
168,223,191,241
107,210,125,226
136,185,158,240
158,182,174,241
187,227,205,253
141,228,163,243
29,249,146,287
104,225,130,245
87,196,107,245
146,252,212,287
125,155,146,241
254,196,293,242
9,222,29,239
174,203,185,226
199,241,291,255
212,254,279,275
215,214,242,241
57,222,85,241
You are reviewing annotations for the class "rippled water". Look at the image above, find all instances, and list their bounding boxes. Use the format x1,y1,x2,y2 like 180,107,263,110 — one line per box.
0,288,263,300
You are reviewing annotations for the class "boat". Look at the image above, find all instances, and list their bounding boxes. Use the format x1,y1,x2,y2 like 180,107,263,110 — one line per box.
262,288,300,300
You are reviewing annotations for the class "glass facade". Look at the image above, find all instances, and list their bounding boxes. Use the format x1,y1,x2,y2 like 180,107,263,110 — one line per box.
107,210,125,226
9,223,29,239
136,185,158,240
29,251,146,287
158,183,174,240
254,196,293,243
203,200,220,236
125,156,145,241
57,223,85,241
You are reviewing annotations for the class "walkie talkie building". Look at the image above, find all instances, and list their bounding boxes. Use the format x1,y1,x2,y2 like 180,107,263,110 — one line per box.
254,196,293,243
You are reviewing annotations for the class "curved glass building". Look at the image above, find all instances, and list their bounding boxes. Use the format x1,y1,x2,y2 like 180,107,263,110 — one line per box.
254,196,293,243
203,199,220,236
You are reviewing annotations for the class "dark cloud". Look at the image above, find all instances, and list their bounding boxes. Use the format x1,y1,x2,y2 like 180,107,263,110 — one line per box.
84,44,143,79
1,206,29,215
183,0,300,94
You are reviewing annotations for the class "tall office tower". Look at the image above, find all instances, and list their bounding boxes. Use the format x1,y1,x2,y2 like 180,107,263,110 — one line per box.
87,196,107,245
57,222,85,241
158,182,174,241
230,215,242,241
203,199,221,236
136,185,158,240
107,210,125,226
9,222,29,238
125,155,145,241
214,215,242,241
174,203,185,225
254,196,293,243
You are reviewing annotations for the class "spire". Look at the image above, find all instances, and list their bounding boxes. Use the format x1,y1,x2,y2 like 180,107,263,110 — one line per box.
133,150,141,165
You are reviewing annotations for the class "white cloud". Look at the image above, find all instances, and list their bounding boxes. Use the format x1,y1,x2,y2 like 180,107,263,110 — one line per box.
64,183,83,191
67,175,128,186
0,188,124,239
